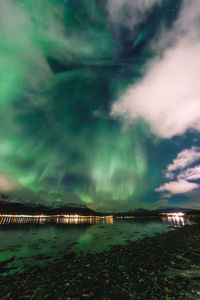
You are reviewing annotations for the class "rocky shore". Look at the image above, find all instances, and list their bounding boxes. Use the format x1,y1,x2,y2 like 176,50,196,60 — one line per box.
0,222,200,300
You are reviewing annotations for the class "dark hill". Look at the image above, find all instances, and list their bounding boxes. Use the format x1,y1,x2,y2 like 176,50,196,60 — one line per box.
0,198,101,216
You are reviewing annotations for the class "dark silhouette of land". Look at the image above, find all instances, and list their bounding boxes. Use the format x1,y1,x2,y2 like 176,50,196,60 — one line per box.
0,194,199,217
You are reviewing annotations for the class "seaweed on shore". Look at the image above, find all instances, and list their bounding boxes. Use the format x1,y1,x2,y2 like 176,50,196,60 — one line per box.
0,223,200,299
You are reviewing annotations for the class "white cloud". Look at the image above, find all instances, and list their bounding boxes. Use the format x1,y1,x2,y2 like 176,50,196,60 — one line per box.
107,0,161,29
156,180,199,194
111,0,200,138
178,165,200,181
0,174,18,192
167,147,200,174
156,147,200,196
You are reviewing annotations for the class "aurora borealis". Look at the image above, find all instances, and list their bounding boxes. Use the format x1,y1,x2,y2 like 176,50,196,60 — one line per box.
1,0,200,211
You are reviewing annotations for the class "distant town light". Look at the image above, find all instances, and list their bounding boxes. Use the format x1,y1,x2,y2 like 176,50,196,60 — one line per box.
0,214,114,225
160,212,185,217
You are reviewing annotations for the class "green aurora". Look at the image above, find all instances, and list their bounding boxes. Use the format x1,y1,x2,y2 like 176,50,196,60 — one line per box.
0,0,197,211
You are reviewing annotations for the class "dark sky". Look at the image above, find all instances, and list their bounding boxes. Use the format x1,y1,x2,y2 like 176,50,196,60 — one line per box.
0,0,200,211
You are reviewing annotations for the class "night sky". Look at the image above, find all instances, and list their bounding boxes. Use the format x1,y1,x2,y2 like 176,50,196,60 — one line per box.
0,0,200,211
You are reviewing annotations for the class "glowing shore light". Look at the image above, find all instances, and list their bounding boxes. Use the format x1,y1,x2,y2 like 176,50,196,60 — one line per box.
0,213,114,225
160,212,185,217
167,212,185,217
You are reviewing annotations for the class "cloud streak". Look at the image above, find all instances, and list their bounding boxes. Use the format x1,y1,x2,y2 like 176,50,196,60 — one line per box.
0,173,18,192
156,147,200,195
166,147,200,178
107,0,161,29
178,166,200,181
111,0,200,138
156,180,199,195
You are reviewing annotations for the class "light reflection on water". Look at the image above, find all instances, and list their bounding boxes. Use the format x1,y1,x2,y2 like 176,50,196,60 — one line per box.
162,215,192,227
0,215,114,225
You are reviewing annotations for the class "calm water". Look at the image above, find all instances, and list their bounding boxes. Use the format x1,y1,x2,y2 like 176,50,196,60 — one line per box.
0,215,192,276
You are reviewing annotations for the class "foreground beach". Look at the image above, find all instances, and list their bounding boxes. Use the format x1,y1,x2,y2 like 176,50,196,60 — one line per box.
0,221,200,300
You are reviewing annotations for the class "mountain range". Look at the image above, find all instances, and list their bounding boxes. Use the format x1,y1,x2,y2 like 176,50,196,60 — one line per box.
0,194,199,216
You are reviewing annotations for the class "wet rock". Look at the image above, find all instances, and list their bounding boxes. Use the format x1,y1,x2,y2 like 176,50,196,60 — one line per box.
63,252,76,260
1,292,12,300
0,221,200,299
118,265,125,271
166,268,200,279
30,287,47,300
176,255,191,263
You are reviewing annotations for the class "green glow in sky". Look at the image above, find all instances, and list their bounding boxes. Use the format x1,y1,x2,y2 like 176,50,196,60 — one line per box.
0,0,186,211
